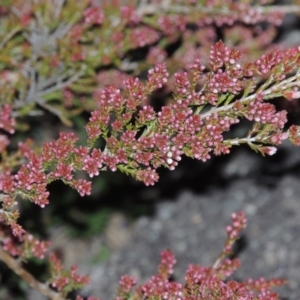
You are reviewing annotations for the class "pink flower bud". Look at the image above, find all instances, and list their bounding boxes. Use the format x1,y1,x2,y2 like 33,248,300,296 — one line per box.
263,146,277,156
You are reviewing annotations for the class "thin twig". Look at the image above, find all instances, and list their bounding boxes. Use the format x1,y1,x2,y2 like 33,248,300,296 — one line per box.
53,0,65,20
0,26,21,51
136,3,300,16
225,135,268,146
38,68,85,95
0,247,66,300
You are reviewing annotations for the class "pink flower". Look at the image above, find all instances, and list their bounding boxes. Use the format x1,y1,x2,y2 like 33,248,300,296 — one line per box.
263,146,277,156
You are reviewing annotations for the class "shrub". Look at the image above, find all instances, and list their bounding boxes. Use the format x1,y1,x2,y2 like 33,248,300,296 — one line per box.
0,0,300,299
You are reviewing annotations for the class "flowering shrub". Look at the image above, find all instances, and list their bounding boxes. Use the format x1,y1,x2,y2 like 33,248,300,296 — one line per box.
1,0,300,299
111,212,286,300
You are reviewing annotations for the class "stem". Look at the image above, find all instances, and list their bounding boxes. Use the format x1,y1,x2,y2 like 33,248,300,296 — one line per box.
225,136,260,146
53,0,65,20
0,247,66,300
0,26,22,51
212,253,225,269
200,71,300,119
137,3,300,17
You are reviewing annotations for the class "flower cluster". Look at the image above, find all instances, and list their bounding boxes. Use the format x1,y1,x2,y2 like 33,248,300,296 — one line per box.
158,249,177,278
24,234,50,259
112,212,285,300
0,42,299,222
49,253,90,294
0,226,50,260
83,7,104,25
116,275,137,297
128,26,160,49
0,104,15,134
